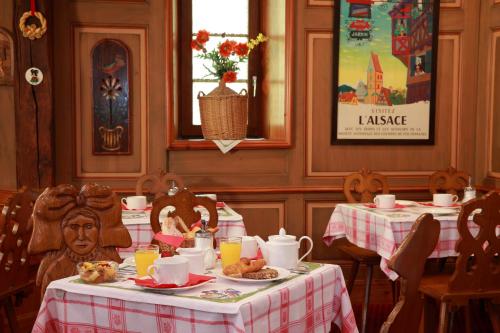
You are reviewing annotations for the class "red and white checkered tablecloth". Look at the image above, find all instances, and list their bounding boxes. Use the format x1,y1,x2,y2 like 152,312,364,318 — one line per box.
32,264,358,333
119,204,247,258
322,203,482,280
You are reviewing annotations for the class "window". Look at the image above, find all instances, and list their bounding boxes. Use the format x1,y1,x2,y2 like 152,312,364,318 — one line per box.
178,0,263,138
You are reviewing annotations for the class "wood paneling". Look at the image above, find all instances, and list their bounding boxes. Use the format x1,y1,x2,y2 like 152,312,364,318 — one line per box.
227,202,285,240
73,26,148,178
305,32,461,177
488,30,500,177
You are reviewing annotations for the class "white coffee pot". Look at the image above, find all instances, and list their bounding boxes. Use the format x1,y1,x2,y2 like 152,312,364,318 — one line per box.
255,228,313,270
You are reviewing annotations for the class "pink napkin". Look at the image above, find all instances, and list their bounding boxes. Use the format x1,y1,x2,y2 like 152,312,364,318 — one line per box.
419,202,461,208
364,203,407,209
154,232,184,248
133,273,215,289
216,202,226,208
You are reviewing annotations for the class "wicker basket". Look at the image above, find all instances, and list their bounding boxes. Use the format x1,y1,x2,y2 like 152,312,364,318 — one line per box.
198,81,248,140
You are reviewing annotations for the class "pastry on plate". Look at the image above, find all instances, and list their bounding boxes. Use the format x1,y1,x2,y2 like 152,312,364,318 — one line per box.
78,261,117,284
242,268,279,280
223,258,266,278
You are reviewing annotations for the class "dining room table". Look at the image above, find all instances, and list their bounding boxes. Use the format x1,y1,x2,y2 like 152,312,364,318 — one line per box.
31,261,358,333
119,202,247,258
322,200,483,280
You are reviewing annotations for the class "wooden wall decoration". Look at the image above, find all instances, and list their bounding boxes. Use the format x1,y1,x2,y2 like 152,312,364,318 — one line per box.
0,28,14,85
92,39,131,154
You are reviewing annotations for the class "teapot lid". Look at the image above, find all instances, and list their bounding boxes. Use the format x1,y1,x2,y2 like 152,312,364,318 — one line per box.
270,228,296,243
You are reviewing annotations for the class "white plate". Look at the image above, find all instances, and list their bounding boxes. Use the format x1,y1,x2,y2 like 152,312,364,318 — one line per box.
216,266,291,283
138,279,213,293
122,256,135,267
395,200,418,206
422,208,458,215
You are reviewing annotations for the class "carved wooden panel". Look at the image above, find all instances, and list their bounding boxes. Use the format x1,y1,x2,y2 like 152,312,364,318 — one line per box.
489,31,500,176
344,169,389,203
74,26,147,178
136,171,185,199
429,166,469,196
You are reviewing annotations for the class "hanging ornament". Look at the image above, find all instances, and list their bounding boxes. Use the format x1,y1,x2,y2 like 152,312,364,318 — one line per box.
19,0,47,40
25,67,43,85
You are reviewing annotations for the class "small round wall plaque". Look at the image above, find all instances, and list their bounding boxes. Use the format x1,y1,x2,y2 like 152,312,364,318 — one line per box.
25,67,43,86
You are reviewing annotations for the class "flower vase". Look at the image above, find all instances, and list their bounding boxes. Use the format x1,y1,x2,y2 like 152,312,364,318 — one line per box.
197,80,248,140
99,125,124,151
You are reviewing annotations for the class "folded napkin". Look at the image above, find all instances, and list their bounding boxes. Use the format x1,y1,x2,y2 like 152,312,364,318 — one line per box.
154,232,185,248
133,273,215,289
364,203,407,209
419,202,461,208
216,202,226,208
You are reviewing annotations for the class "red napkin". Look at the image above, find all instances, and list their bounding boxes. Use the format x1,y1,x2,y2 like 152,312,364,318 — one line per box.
419,202,461,208
154,232,184,248
133,273,215,289
216,202,225,208
364,203,407,209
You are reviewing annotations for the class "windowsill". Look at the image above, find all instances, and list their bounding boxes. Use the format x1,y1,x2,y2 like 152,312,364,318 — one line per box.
168,137,292,150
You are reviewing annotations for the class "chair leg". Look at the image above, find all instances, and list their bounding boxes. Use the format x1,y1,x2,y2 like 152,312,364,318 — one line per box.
438,302,449,333
423,296,439,333
361,264,373,333
486,301,500,333
346,260,360,294
390,279,400,305
4,297,19,333
437,257,447,273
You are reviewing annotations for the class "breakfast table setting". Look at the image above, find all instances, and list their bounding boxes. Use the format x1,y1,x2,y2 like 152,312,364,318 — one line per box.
32,203,359,333
322,193,495,280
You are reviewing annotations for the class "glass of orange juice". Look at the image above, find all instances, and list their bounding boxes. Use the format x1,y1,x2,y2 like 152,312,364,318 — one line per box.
220,237,242,268
134,244,160,276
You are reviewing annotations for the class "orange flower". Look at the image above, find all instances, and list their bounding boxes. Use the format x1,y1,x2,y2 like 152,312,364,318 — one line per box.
196,30,210,44
219,40,235,58
234,43,249,57
191,40,202,51
222,71,237,83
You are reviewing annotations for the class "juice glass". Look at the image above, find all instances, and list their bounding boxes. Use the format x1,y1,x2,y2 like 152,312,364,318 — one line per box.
134,244,160,276
220,237,242,268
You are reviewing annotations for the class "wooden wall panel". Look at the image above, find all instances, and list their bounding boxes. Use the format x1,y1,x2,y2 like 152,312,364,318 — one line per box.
73,26,148,178
227,202,285,240
306,33,460,176
489,31,500,176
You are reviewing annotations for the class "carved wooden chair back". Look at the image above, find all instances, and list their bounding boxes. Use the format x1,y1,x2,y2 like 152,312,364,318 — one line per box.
380,213,440,333
429,166,469,198
344,169,389,203
136,171,185,199
28,184,132,297
0,187,38,296
448,191,500,292
150,188,218,235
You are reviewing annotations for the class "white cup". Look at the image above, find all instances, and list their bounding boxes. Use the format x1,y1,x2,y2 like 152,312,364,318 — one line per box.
433,193,458,207
241,236,258,258
121,196,147,210
147,256,189,285
176,248,205,274
374,194,396,209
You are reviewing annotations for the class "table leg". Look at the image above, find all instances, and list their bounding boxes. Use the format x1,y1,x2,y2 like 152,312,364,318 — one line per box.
361,264,373,333
423,295,438,333
4,297,19,333
347,260,360,294
438,301,449,333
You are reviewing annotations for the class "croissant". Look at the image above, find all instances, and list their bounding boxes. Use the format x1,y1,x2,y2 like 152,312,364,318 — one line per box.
223,258,266,278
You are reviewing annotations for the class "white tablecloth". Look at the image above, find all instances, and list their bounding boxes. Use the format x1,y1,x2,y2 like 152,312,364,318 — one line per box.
32,264,358,333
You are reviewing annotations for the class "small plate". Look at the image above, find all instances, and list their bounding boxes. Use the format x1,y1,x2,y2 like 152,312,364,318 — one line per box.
216,266,291,283
139,279,213,293
423,208,458,216
122,256,135,267
395,200,417,206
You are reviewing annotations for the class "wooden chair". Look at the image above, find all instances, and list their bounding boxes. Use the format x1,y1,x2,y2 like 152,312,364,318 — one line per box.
28,184,132,297
419,191,500,333
136,171,185,199
429,166,469,199
150,188,218,253
0,187,38,333
380,213,441,333
339,169,389,333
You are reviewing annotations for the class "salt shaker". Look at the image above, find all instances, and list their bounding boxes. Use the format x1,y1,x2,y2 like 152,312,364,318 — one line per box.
462,176,476,203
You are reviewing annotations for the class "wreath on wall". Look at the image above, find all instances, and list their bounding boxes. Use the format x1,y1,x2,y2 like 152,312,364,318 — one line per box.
19,11,47,40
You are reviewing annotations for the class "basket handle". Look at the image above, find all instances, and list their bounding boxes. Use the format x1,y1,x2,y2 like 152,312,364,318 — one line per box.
239,89,248,96
197,91,206,98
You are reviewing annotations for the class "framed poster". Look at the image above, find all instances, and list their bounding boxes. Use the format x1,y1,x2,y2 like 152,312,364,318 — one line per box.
92,39,131,155
332,0,440,145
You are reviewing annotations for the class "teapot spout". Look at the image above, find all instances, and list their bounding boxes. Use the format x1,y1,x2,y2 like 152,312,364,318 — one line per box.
254,235,269,262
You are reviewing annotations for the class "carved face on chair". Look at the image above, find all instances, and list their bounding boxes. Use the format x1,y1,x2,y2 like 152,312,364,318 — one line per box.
62,209,100,256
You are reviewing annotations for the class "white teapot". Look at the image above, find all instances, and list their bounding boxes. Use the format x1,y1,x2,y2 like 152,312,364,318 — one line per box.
255,228,313,269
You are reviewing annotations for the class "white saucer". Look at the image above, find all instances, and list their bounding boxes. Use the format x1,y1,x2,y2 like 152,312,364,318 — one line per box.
423,208,458,216
395,200,418,206
216,266,291,283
